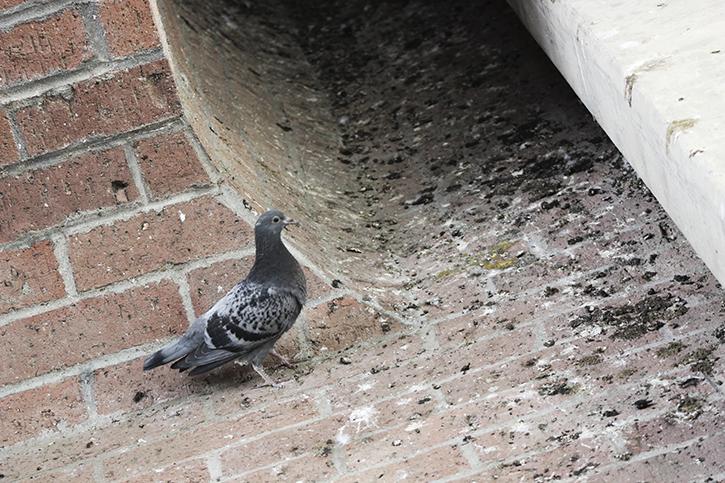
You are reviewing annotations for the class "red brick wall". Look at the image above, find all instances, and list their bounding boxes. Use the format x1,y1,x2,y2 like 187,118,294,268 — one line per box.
0,6,372,476
0,0,203,447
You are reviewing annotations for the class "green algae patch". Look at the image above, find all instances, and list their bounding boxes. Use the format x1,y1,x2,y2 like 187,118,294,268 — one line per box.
466,239,519,270
435,268,460,280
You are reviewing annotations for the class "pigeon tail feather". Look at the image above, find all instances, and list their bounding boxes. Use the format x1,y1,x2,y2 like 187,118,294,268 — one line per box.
143,338,196,371
186,355,240,376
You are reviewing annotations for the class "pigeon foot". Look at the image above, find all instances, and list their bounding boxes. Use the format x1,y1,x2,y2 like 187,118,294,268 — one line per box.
252,363,282,388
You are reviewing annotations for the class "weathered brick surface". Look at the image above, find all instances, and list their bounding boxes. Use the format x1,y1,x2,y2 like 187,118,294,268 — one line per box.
0,378,85,446
0,281,185,385
0,147,136,243
236,453,337,482
39,463,97,482
589,431,725,482
219,415,346,477
342,408,467,473
622,399,725,455
105,395,319,480
0,240,65,314
92,356,210,415
134,131,209,199
0,8,90,87
434,296,562,350
15,60,180,156
123,459,209,483
303,266,334,301
305,296,396,352
0,0,25,11
68,196,251,291
100,0,160,57
312,333,429,410
1,398,208,480
0,111,19,166
340,445,469,482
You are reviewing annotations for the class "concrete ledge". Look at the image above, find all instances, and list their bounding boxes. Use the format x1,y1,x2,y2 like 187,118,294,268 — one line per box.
508,0,725,283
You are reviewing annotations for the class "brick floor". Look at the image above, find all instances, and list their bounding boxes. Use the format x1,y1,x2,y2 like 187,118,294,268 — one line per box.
0,0,722,481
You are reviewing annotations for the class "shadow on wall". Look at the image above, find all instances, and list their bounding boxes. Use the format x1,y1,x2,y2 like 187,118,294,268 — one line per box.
152,0,619,304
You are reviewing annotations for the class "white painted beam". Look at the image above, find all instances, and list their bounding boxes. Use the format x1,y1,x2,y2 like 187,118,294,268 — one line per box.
508,0,725,283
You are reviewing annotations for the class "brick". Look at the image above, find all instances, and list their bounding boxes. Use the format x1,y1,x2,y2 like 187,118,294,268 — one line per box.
342,410,472,472
105,396,319,480
339,445,469,483
305,296,396,352
0,378,85,446
473,442,615,481
589,432,725,483
220,415,346,477
123,459,209,483
434,326,539,380
134,132,209,199
0,147,137,243
551,330,724,389
205,364,319,418
0,0,25,11
69,196,251,291
0,111,19,166
1,395,207,479
0,280,185,385
0,240,65,315
93,356,212,415
302,338,428,412
40,463,96,482
303,342,449,410
100,0,160,57
93,331,302,416
366,387,438,431
469,412,619,472
15,60,180,156
622,402,725,458
434,291,580,350
302,266,334,301
235,453,336,482
0,8,90,87
439,360,563,418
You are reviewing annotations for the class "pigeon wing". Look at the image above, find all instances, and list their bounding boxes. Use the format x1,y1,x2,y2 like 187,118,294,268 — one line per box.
171,281,302,373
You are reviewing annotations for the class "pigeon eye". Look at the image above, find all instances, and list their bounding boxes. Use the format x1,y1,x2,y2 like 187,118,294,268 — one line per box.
272,216,280,223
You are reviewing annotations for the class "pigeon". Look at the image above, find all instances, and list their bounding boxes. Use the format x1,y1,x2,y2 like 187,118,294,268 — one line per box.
143,209,306,386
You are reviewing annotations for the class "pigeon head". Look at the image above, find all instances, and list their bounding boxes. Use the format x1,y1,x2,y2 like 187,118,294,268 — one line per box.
249,209,305,296
255,209,297,239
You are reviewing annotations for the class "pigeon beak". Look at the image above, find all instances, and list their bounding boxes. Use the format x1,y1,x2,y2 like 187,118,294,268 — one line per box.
283,218,299,227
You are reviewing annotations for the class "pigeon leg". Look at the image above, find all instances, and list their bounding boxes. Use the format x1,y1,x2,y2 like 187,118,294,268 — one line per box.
252,362,281,388
269,349,293,368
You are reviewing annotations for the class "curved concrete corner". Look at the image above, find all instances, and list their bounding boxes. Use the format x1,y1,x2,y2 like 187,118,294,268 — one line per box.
508,0,725,284
148,0,387,287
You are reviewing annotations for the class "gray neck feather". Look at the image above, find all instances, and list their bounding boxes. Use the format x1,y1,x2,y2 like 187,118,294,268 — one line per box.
247,230,306,300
